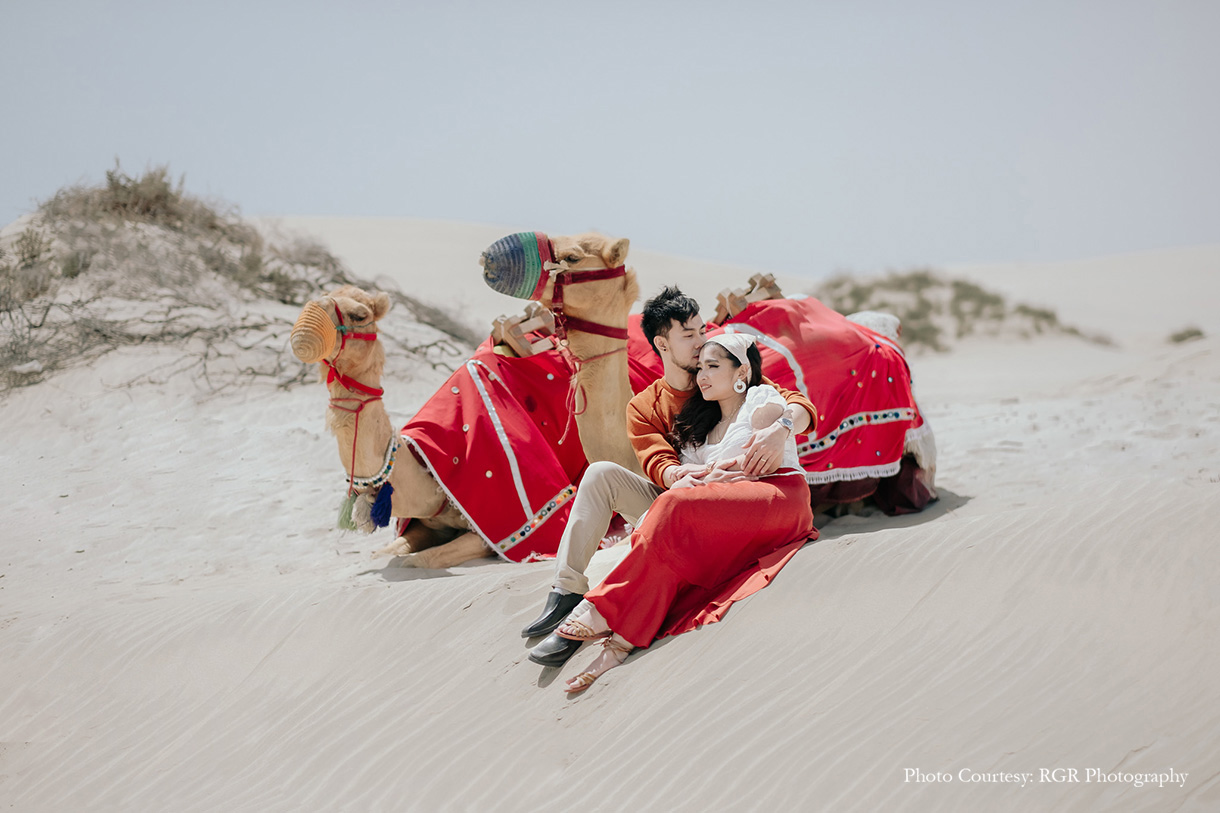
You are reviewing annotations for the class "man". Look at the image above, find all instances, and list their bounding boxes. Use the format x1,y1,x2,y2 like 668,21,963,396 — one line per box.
524,286,816,666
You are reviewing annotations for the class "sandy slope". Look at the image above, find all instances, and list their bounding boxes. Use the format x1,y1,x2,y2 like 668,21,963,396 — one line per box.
2,222,1218,811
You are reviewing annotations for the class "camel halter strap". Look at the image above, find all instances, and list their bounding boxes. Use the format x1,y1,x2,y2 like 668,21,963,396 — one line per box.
550,266,631,346
548,269,631,445
323,303,386,495
323,304,383,398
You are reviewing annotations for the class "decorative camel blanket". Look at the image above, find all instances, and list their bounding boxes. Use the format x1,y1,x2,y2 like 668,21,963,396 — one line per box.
628,300,924,483
719,297,927,484
399,337,589,563
401,298,923,563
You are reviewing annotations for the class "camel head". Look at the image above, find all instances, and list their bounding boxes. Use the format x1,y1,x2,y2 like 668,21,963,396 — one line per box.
291,285,391,380
480,231,638,324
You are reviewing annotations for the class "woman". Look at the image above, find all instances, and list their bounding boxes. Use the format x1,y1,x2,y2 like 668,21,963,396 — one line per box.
557,333,815,692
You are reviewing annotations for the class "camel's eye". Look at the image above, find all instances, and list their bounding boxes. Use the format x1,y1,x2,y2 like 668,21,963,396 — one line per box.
564,253,581,263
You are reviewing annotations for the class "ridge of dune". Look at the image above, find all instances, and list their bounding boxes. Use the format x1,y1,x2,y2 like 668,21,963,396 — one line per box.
2,216,1218,811
257,216,814,334
946,244,1220,345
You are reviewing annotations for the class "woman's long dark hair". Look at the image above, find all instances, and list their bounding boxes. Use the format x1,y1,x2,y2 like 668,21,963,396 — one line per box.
670,342,763,449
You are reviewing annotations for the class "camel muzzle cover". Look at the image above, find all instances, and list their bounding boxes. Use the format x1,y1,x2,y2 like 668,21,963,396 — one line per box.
480,231,554,300
291,300,338,363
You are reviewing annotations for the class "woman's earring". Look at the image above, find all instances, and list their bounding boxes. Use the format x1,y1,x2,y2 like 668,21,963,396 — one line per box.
733,379,747,393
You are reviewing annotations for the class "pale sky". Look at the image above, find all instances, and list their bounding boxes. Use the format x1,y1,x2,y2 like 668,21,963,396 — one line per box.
4,0,1218,277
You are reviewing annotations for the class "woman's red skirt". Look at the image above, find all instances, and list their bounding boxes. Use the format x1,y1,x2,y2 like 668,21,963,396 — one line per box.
585,471,816,648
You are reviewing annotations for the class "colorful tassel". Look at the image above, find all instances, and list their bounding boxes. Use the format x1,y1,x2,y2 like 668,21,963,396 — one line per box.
337,492,359,531
371,482,394,528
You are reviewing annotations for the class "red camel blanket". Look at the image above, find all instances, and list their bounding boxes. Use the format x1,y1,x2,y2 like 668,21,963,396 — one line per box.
628,301,924,483
720,298,926,483
399,338,589,562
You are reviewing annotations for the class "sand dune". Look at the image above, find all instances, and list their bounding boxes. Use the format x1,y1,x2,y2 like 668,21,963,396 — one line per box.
2,220,1218,811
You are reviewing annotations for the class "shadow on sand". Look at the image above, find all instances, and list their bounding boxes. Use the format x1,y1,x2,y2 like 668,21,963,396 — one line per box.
364,552,509,582
813,488,970,542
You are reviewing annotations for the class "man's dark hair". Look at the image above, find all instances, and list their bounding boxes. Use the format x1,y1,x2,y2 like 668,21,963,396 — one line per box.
641,286,701,358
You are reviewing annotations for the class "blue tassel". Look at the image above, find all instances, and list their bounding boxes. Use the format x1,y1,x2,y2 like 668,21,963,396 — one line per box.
371,482,394,528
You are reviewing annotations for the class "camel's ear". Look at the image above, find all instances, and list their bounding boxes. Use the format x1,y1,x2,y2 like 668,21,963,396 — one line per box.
601,237,630,268
371,291,391,321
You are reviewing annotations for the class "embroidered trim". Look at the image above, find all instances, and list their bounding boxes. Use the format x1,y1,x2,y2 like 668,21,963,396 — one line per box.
797,407,918,456
349,434,402,490
493,484,578,555
399,426,578,563
398,433,495,553
805,460,902,484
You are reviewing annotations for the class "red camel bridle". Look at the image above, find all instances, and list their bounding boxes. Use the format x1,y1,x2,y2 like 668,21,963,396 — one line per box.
544,261,631,440
321,302,448,518
321,303,384,495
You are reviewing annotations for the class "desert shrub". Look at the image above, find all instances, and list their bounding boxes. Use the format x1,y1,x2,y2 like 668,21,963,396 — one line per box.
1169,326,1205,343
1,164,477,394
813,269,1104,352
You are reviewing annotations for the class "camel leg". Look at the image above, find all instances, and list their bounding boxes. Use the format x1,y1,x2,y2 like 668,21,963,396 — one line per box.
373,521,457,558
398,531,494,569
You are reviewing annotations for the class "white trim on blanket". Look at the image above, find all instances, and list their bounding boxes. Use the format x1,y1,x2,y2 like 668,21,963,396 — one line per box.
397,434,578,563
805,460,903,484
865,331,906,359
466,359,532,518
797,406,918,484
797,407,918,457
722,323,809,397
396,433,501,558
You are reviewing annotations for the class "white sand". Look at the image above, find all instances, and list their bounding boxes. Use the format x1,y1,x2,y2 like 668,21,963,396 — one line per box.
2,220,1218,811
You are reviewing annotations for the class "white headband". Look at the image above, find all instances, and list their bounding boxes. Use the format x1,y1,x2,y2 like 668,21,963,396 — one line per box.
705,333,757,375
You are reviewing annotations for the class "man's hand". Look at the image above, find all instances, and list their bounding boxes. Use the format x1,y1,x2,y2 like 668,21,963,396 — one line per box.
741,422,788,475
663,463,710,489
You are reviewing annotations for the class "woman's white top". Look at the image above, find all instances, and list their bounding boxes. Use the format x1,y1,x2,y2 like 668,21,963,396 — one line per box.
679,384,805,474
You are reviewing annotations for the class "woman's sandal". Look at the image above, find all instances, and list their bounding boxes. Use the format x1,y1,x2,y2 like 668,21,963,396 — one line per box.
564,637,634,694
555,613,609,642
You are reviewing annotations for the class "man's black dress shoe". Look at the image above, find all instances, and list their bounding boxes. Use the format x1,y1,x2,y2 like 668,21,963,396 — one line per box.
527,632,583,667
520,590,585,638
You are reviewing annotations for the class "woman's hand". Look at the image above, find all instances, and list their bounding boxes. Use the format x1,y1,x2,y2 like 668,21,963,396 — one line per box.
664,463,710,489
702,467,756,484
670,473,705,489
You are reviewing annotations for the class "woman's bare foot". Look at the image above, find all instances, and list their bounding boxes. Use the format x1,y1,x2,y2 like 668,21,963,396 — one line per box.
555,605,610,641
564,635,633,693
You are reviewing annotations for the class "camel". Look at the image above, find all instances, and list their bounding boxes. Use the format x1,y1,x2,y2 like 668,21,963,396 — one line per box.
481,231,937,510
291,286,493,569
480,232,642,475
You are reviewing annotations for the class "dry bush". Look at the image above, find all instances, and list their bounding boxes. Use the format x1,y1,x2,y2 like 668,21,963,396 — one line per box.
814,269,1111,352
1169,326,1205,344
1,164,475,395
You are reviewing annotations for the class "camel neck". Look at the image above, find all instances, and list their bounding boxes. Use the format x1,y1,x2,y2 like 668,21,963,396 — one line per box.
327,382,395,480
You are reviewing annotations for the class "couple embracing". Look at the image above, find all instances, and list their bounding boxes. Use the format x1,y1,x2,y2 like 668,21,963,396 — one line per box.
522,286,819,693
